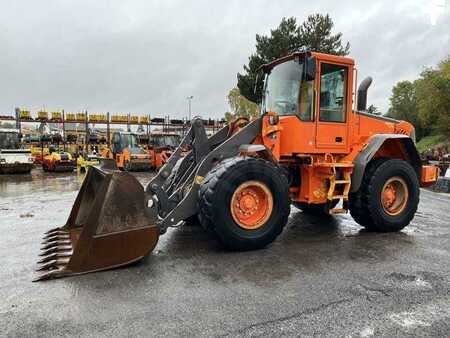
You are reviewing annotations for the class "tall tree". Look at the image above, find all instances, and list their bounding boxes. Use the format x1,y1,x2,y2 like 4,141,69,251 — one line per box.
387,56,450,140
386,80,423,138
226,87,259,121
416,57,450,138
237,14,350,103
298,14,350,56
387,81,417,121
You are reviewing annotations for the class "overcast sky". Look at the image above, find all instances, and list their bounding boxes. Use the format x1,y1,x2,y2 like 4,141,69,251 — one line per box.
0,0,449,119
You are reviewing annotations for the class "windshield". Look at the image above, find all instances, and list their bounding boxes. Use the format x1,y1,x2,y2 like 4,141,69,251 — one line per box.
0,132,20,149
150,135,180,148
129,147,147,154
121,134,138,148
263,59,314,121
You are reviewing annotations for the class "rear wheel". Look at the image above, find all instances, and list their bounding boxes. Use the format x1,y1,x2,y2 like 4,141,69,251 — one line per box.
349,159,419,232
198,157,290,250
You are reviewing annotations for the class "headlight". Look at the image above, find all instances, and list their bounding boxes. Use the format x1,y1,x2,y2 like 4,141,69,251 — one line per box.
0,158,6,163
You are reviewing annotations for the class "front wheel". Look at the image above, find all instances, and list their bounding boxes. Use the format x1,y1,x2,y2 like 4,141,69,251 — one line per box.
198,157,290,250
349,159,419,232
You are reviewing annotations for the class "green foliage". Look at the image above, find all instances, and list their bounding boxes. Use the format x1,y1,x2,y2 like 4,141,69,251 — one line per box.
416,58,450,138
299,14,350,56
387,56,450,141
226,88,260,121
386,80,422,136
416,134,448,153
224,112,234,123
237,14,350,103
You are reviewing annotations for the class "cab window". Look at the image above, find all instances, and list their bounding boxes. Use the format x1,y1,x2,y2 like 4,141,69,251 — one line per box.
298,78,314,121
319,63,347,122
263,59,314,121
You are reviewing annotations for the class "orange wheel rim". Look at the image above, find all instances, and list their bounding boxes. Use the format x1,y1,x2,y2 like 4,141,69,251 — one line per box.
381,176,409,216
230,181,273,230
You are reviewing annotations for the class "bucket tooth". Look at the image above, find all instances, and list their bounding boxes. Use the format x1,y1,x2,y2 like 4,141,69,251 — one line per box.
36,258,70,271
43,228,65,235
41,240,71,250
37,252,72,264
42,231,66,240
39,246,73,256
33,269,65,282
43,231,69,240
41,235,70,244
36,260,58,271
44,227,62,235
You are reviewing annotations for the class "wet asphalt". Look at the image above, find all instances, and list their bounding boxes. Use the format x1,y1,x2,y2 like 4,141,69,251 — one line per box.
0,169,449,337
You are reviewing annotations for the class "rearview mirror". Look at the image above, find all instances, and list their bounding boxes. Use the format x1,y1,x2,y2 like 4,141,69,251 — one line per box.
305,56,316,81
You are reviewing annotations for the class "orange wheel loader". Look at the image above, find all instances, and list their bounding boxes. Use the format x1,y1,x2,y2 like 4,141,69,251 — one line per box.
35,51,439,281
102,131,152,171
148,132,182,169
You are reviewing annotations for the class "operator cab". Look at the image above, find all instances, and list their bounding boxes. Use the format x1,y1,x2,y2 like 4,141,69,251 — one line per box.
149,134,181,150
0,129,21,150
111,132,146,155
261,51,354,154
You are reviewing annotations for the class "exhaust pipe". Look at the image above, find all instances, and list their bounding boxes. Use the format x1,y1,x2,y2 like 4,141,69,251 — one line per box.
357,76,372,111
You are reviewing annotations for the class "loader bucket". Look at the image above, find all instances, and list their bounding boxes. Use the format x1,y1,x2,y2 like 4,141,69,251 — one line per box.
34,164,159,281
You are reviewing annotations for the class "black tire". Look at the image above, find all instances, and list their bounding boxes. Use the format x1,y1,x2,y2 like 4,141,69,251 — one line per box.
198,157,290,250
293,200,339,215
183,214,199,226
349,158,419,232
124,160,131,171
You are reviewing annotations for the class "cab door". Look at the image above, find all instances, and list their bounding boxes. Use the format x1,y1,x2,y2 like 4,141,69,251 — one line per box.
315,62,350,152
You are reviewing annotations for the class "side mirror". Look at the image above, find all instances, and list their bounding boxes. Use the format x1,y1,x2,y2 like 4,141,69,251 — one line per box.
305,56,316,81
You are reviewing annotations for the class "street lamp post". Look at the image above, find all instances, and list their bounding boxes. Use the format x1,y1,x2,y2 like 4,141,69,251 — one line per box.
186,96,194,122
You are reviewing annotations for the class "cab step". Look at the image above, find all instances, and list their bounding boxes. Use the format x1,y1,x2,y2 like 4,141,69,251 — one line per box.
335,180,351,184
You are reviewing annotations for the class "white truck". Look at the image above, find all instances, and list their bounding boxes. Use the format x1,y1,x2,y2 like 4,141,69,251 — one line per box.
0,129,34,174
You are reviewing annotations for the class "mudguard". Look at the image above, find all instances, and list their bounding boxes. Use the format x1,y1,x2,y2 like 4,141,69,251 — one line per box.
351,134,421,192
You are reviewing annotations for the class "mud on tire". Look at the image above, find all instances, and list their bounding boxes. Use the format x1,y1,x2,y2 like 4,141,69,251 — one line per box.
349,158,419,232
198,156,290,250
